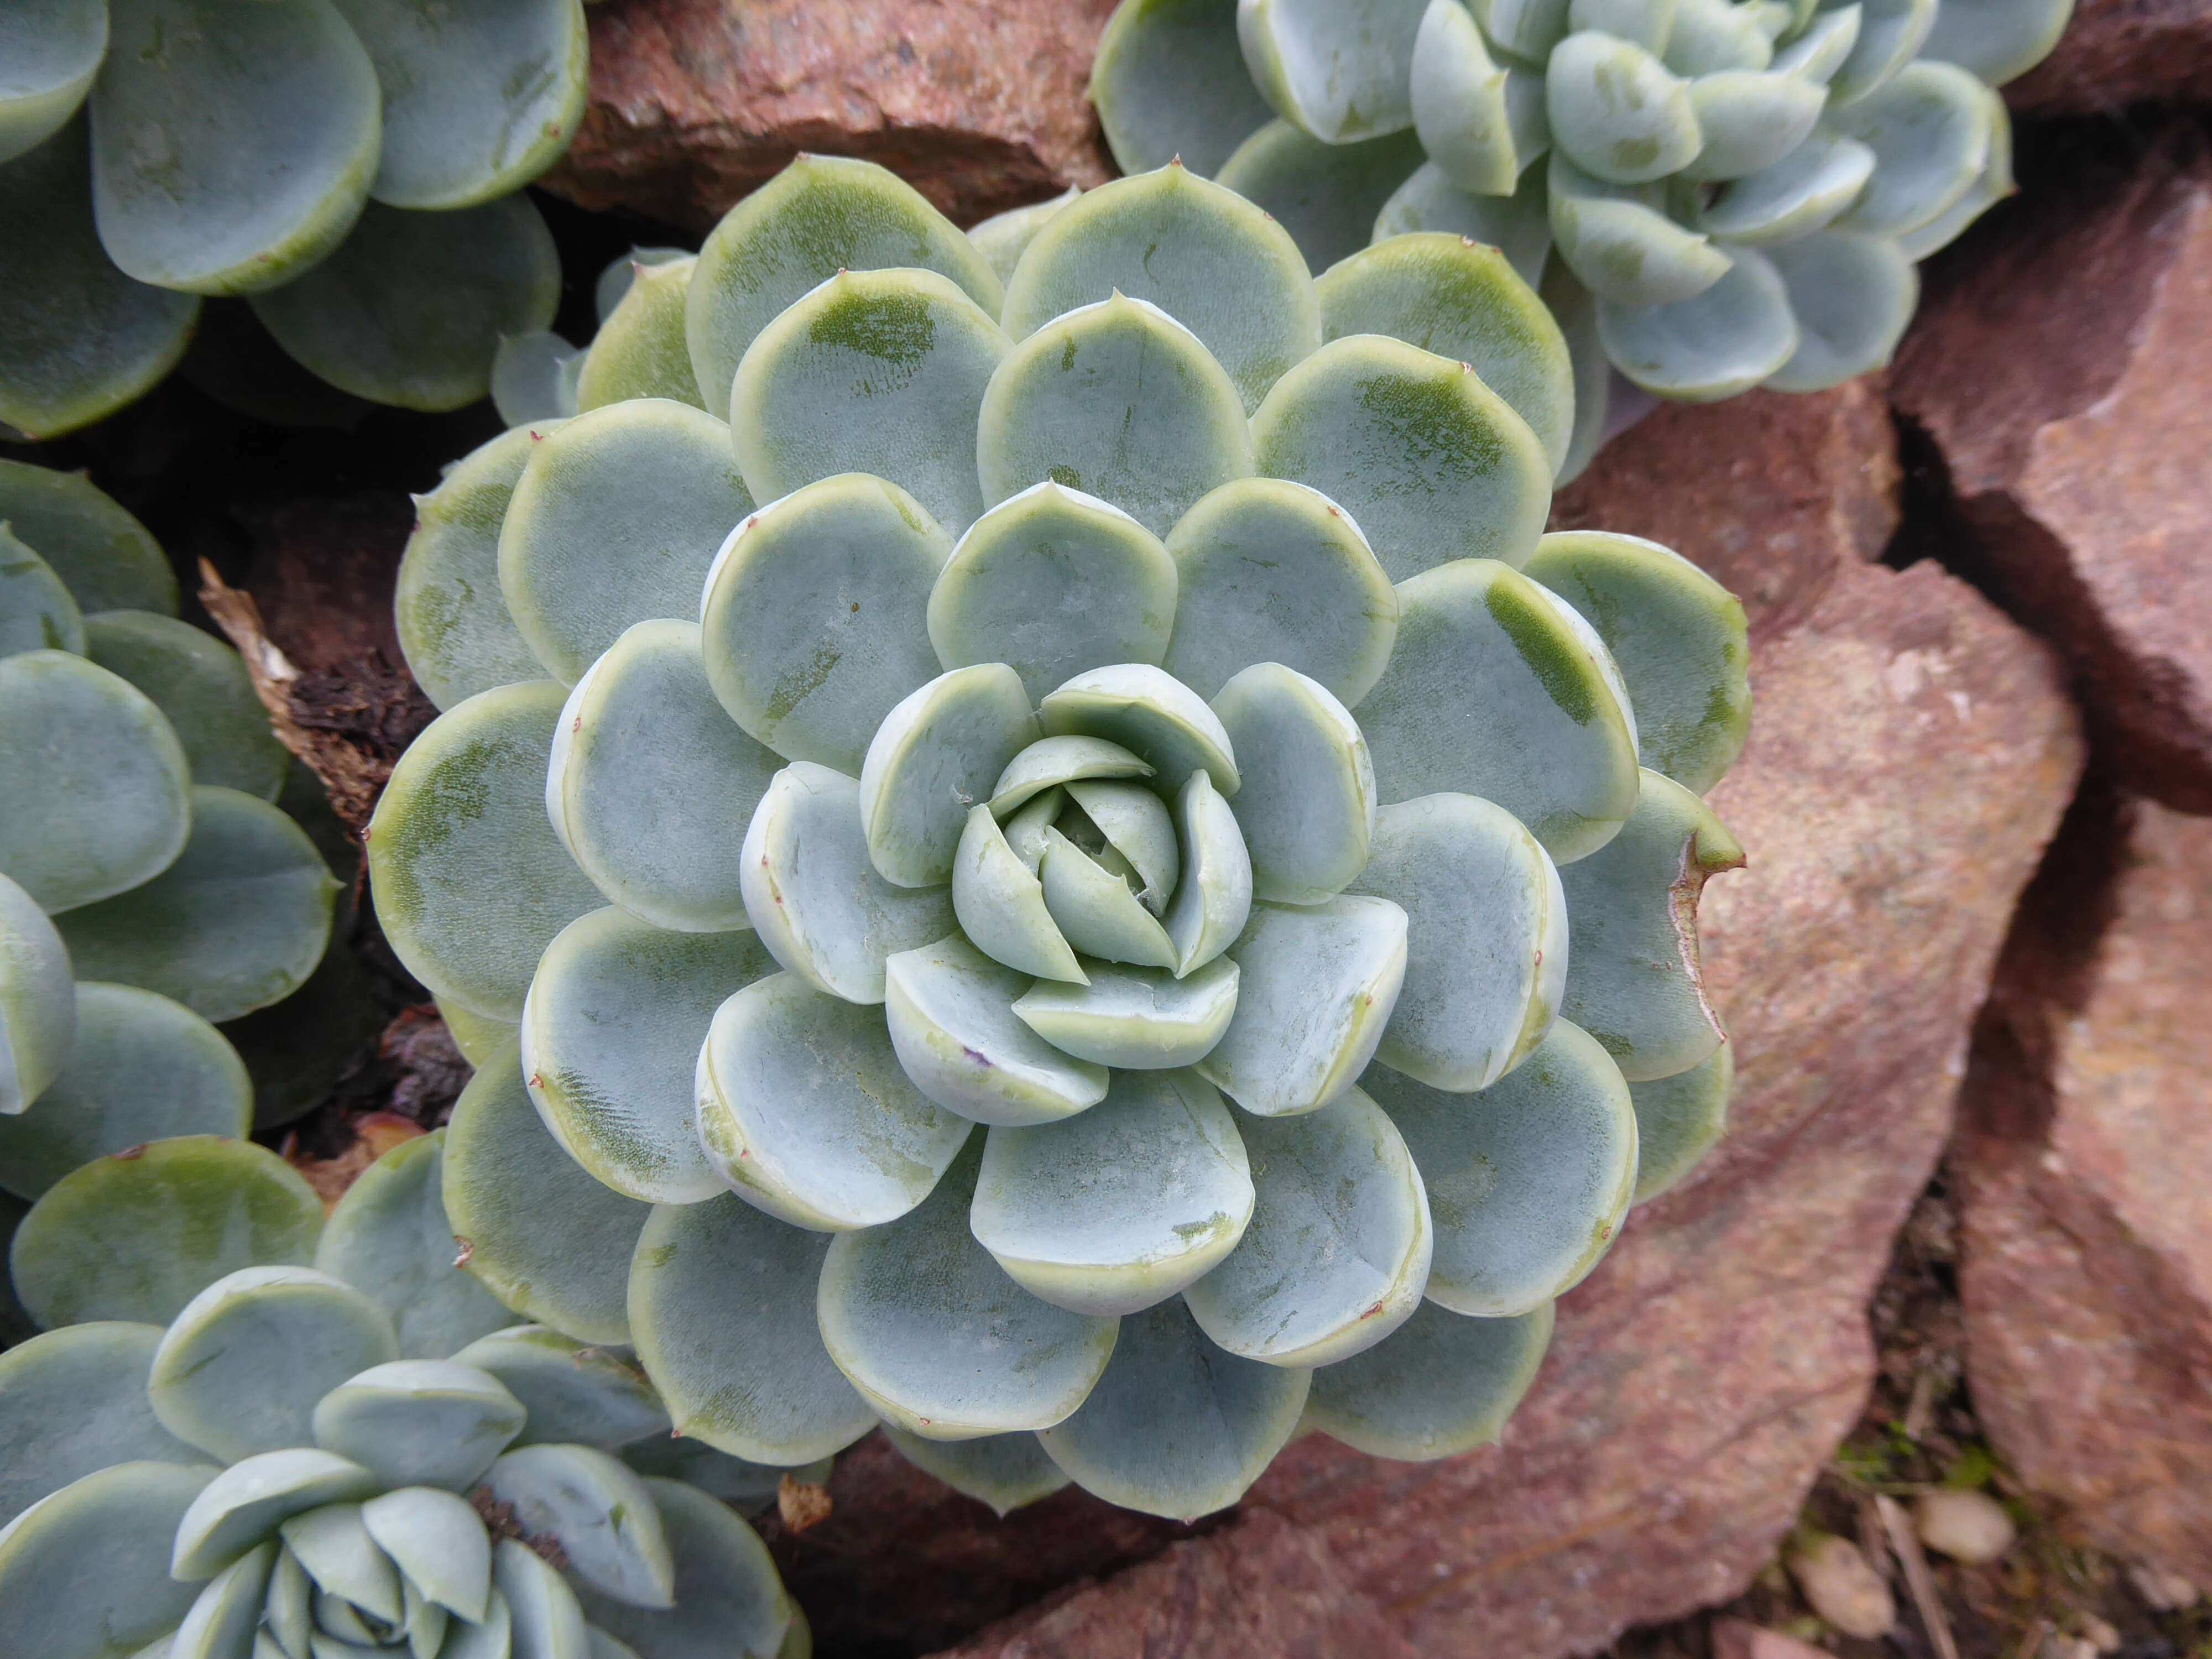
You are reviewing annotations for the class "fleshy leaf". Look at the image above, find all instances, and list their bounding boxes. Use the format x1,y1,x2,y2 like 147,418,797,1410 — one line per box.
968,186,1080,286
1183,1086,1431,1364
1300,1297,1552,1457
1824,0,1934,103
860,665,1039,888
82,611,289,799
450,1327,669,1452
171,1449,380,1578
173,1537,275,1659
880,1427,1070,1516
1037,664,1240,795
279,1503,401,1623
439,998,519,1070
1679,67,1824,181
0,528,84,659
443,1044,653,1345
1894,85,2013,259
499,400,755,686
1920,0,2071,85
1240,0,1423,142
311,1360,528,1492
493,1536,590,1659
1161,771,1254,978
1830,61,1991,236
1376,164,1553,289
989,737,1152,817
971,1068,1253,1314
0,460,175,615
367,680,605,1020
1597,242,1799,400
361,1486,491,1621
1663,0,1777,74
1630,1038,1730,1202
0,1322,199,1527
628,1194,875,1465
1695,127,1877,244
10,1135,323,1328
482,1446,674,1610
1547,148,1731,309
621,1442,831,1515
1013,956,1239,1071
1210,664,1374,904
492,329,586,427
1219,121,1429,276
572,1479,797,1659
0,1462,217,1659
575,255,702,413
0,871,72,1117
522,907,775,1205
1548,29,1702,183
1089,0,1279,176
1001,164,1320,414
0,0,103,164
1408,3,1550,197
1557,766,1743,1079
816,1142,1119,1439
1037,827,1178,969
884,935,1110,1124
729,268,1010,538
950,802,1087,985
1036,1296,1307,1520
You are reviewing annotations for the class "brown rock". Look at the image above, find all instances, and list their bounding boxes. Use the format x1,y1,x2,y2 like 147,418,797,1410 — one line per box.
1711,1619,1837,1659
1891,131,2212,811
2004,0,2212,115
544,0,1119,233
1954,784,2212,1583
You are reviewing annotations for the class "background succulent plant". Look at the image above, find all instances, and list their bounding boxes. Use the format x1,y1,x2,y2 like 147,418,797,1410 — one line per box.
0,0,587,439
370,152,1747,1521
1088,0,2069,462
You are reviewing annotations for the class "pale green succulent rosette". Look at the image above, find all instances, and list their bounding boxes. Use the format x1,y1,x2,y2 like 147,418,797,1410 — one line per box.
371,154,1750,1522
0,0,587,436
1088,0,2068,459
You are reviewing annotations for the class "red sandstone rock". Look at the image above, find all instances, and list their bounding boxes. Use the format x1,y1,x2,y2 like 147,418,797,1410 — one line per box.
2004,0,2212,114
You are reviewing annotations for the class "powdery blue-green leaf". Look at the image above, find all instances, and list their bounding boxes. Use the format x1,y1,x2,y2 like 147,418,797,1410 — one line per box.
739,764,958,1004
880,1427,1069,1516
549,621,781,932
361,1486,492,1620
884,935,1109,1125
1300,1297,1552,1457
395,422,563,713
1353,793,1566,1091
950,802,1087,985
0,1462,217,1659
1524,529,1751,792
1217,122,1427,275
988,738,1152,817
313,1130,519,1359
816,1141,1118,1440
0,131,200,441
494,1536,590,1659
1662,0,1777,72
1375,164,1553,290
1829,61,1990,236
1694,127,1877,243
1155,771,1250,978
1546,151,1731,307
1013,955,1239,1071
451,1327,667,1452
573,1478,796,1659
1598,242,1799,400
311,1360,528,1493
1679,67,1825,181
1823,0,1934,103
482,1446,674,1610
929,485,1178,706
492,330,586,427
0,1322,199,1527
171,1449,379,1578
1410,1,1550,197
1239,0,1425,142
366,681,605,1021
331,0,586,209
1474,0,1575,58
54,786,338,1024
696,972,972,1230
860,666,1039,888
1162,478,1397,706
0,461,175,617
279,1502,401,1622
443,1044,653,1345
1089,0,1279,176
249,196,562,411
0,0,103,164
90,0,379,294
149,1265,398,1463
172,1536,275,1659
1920,0,2070,86
1772,5,1861,79
685,153,1003,424
1001,164,1319,415
977,294,1254,539
1557,766,1743,1079
628,1194,874,1465
0,528,83,658
0,649,189,914
1893,85,2013,259
574,255,702,414
499,400,755,686
1369,1018,1636,1314
0,985,249,1199
700,473,952,775
82,611,288,799
1183,1085,1430,1364
522,908,775,1205
968,187,1080,288
1197,898,1407,1117
1548,29,1703,184
729,268,1010,539
1037,1295,1307,1520
1038,664,1240,795
1356,559,1639,861
1630,1037,1729,1202
1210,663,1374,904
1037,827,1177,969
971,1068,1252,1316
10,1135,324,1329
0,872,77,1117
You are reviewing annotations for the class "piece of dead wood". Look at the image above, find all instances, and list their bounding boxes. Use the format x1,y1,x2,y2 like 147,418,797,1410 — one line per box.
778,1475,834,1533
1877,1491,1961,1659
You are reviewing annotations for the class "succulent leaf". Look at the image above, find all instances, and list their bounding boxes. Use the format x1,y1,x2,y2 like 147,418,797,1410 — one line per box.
1822,0,1935,102
1771,5,1860,79
627,1194,875,1464
0,1462,218,1659
11,1135,324,1329
483,1446,675,1610
1376,164,1553,287
1209,663,1375,902
1037,826,1180,968
1038,664,1241,796
575,256,704,414
267,1543,311,1657
883,935,1110,1124
1545,150,1731,306
1300,1296,1552,1457
1919,0,2072,86
571,1478,797,1659
988,737,1154,817
1678,67,1825,181
82,611,290,799
175,1536,278,1659
880,1426,1071,1516
0,870,76,1117
280,1503,402,1623
0,1322,200,1527
1892,82,2012,258
1761,228,1916,390
859,666,1040,888
0,460,176,615
1548,30,1703,184
310,1360,529,1493
1011,958,1239,1071
442,1586,515,1659
950,802,1090,985
1629,1037,1730,1202
971,1069,1254,1314
1410,1,1550,197
0,0,105,165
0,528,84,659
1240,0,1426,143
1828,60,1991,235
493,1536,591,1659
968,187,1081,287
171,1449,380,1578
1090,0,1280,176
1183,1085,1431,1363
438,999,520,1070
450,1327,669,1453
493,328,587,427
1662,0,1776,73
1692,125,1875,243
1220,121,1428,274
1474,0,1576,64
1161,771,1254,977
1597,241,1799,399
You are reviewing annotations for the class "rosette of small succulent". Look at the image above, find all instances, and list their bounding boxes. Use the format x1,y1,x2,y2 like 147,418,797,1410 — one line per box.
371,152,1750,1522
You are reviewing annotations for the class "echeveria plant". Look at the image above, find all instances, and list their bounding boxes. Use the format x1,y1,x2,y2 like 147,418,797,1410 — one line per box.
0,0,587,437
371,153,1746,1521
1089,0,2068,453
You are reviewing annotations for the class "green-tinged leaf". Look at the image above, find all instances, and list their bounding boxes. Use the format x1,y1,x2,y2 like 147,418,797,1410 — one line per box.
1894,85,2013,259
90,0,378,294
1772,6,1860,77
0,460,175,615
492,330,585,427
439,998,518,1070
1375,163,1552,289
1823,0,1934,104
366,681,604,1020
0,1322,199,1527
1217,121,1426,275
443,1044,653,1345
1036,1296,1305,1520
628,1195,874,1464
0,528,83,658
1662,0,1776,72
11,1135,322,1328
989,738,1152,817
173,1537,275,1659
362,1487,491,1620
311,1360,527,1491
444,1587,514,1659
0,0,104,164
1037,663,1239,794
522,909,773,1205
1920,0,2070,86
572,1479,796,1659
1695,127,1877,243
1680,67,1824,181
1524,528,1750,791
881,1427,1068,1516
1830,61,1990,236
279,1503,400,1622
395,422,562,713
0,1462,217,1659
686,154,1002,424
971,1070,1252,1315
81,611,286,798
0,649,189,914
729,268,1009,538
494,1536,589,1659
1012,956,1238,1070
575,256,702,413
884,935,1109,1124
1089,0,1277,176
1546,150,1731,307
1630,1039,1729,1202
1161,770,1253,977
315,1131,519,1358
975,293,1253,539
1301,1297,1551,1457
1598,242,1799,399
968,187,1080,288
950,802,1088,984
1037,827,1177,969
695,973,972,1230
1548,29,1702,183
1209,662,1373,904
1408,2,1549,198
1557,766,1741,1079
498,400,754,686
816,1142,1118,1439
0,870,75,1116
171,1449,379,1578
451,1327,668,1452
859,666,1038,888
482,1447,673,1610
55,786,338,1023
1184,1086,1430,1363
1240,0,1425,142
